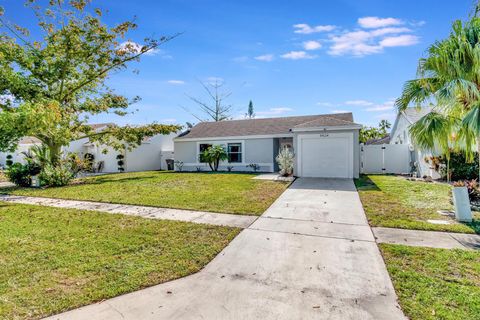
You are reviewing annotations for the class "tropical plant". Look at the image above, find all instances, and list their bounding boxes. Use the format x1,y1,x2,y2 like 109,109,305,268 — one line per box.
0,1,181,165
396,3,480,180
174,160,184,172
409,112,456,181
39,161,76,187
247,163,261,172
201,145,228,171
5,162,41,187
276,146,294,176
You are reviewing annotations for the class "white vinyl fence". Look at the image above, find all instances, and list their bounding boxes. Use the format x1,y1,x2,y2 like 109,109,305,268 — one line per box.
361,144,412,174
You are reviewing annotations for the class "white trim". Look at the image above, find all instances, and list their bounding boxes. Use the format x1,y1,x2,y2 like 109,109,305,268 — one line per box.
291,125,362,132
195,140,245,164
175,133,294,142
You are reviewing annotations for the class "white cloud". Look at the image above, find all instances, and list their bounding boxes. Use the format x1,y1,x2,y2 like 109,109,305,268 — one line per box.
331,109,349,114
358,17,403,29
369,27,412,37
328,25,419,56
256,107,293,116
167,80,185,85
345,100,374,106
281,51,316,60
380,34,419,47
293,23,336,34
365,99,395,112
255,54,275,62
374,112,397,120
303,40,322,50
317,102,334,107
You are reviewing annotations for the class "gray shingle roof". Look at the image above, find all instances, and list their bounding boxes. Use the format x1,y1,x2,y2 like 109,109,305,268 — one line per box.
177,113,359,139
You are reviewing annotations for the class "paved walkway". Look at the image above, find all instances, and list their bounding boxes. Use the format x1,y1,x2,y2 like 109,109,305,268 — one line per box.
0,195,256,229
373,227,480,250
45,178,405,320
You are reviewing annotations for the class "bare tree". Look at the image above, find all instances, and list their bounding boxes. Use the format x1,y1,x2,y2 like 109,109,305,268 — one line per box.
184,79,233,121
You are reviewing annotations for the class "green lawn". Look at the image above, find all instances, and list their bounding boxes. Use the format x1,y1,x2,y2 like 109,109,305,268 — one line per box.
381,244,480,320
355,175,480,233
0,202,239,320
1,171,289,215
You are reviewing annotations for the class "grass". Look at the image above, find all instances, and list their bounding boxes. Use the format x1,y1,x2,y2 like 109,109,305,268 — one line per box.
1,171,289,215
380,244,480,320
0,202,240,320
355,175,480,234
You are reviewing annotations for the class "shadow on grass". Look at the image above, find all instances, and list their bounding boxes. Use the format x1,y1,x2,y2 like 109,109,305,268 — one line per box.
354,175,381,191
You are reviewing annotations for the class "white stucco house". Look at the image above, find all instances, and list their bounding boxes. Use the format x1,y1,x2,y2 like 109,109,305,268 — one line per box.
389,107,438,178
174,113,362,178
0,124,176,173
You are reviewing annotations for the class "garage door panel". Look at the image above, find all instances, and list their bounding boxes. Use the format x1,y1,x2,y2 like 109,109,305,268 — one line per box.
299,136,352,178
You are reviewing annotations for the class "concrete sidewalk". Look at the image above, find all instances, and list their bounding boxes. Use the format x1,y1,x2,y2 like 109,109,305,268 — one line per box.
0,194,257,228
373,227,480,250
45,178,405,320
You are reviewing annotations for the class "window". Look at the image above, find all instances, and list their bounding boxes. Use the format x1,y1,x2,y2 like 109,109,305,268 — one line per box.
227,143,242,163
199,143,212,162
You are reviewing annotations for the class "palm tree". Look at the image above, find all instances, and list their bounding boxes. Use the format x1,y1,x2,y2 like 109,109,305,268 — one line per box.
409,112,456,181
396,7,480,179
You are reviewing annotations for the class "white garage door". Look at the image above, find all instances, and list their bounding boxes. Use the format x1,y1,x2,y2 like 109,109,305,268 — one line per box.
298,135,353,178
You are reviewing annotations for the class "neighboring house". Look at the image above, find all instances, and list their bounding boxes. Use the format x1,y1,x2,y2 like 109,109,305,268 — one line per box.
174,113,362,178
365,135,390,145
0,124,176,173
389,107,438,177
0,137,41,167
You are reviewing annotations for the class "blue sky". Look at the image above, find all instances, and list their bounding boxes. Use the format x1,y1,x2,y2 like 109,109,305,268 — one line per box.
3,0,474,127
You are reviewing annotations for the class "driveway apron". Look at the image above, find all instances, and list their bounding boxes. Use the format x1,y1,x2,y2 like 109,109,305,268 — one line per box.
45,178,405,320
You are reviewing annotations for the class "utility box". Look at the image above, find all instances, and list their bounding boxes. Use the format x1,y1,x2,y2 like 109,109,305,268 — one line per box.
452,186,473,222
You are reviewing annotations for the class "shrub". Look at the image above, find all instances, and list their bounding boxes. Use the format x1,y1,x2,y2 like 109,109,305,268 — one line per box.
174,160,184,172
276,147,294,176
5,155,13,167
247,163,260,172
227,166,234,172
6,162,40,187
431,152,479,181
39,162,75,187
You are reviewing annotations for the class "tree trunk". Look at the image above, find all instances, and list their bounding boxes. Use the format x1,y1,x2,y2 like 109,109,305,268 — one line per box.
478,139,480,181
47,143,62,166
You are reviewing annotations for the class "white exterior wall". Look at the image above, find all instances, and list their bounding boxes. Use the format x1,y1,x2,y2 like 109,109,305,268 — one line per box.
0,143,41,167
173,138,275,172
390,114,438,178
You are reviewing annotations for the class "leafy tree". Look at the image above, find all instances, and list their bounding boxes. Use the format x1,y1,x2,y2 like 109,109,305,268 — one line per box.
245,100,255,119
396,1,480,179
184,79,232,121
201,145,227,171
359,120,390,143
0,0,181,165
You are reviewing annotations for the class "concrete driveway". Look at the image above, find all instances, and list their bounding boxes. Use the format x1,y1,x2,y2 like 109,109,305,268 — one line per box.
46,178,405,320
